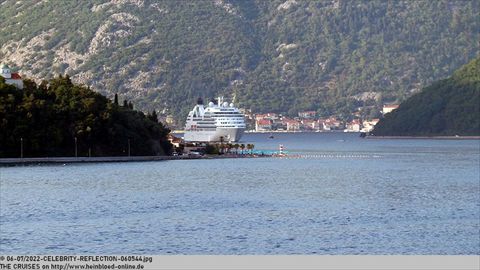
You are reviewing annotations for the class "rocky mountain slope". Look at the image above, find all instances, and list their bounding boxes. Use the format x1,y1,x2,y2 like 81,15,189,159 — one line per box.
0,0,478,123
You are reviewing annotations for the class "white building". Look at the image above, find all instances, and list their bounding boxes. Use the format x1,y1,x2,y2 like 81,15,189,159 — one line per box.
255,119,272,131
346,119,362,132
362,119,380,132
0,64,23,89
382,104,399,115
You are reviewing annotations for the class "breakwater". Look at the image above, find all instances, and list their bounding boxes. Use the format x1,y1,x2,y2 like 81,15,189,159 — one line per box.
0,154,270,166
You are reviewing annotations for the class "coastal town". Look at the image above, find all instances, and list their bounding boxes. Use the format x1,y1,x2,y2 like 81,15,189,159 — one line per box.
161,104,399,134
244,104,398,133
155,104,398,134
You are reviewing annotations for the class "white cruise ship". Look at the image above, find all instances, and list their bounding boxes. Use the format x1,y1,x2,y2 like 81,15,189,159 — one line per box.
184,97,246,142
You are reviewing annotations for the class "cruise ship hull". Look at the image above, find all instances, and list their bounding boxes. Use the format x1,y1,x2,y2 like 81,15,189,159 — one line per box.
184,128,245,142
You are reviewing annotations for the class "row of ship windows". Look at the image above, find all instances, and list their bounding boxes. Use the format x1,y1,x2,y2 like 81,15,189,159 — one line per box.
189,128,217,131
192,118,214,121
191,120,244,124
191,115,243,120
190,117,244,123
191,124,245,127
190,126,245,130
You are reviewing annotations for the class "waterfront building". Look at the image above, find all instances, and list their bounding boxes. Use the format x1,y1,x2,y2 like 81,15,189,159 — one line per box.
0,63,23,89
362,118,380,132
382,104,399,114
346,119,362,132
317,119,326,131
167,134,183,148
255,114,268,121
255,119,272,131
282,117,301,131
322,117,343,130
301,119,318,131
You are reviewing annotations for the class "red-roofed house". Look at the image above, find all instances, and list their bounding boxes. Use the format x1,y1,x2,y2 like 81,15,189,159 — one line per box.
255,114,268,121
322,117,343,130
346,119,362,132
1,64,23,89
167,134,184,148
255,119,272,131
282,118,301,131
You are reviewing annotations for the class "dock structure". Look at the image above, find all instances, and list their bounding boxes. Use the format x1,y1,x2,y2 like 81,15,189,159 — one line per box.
0,153,272,166
0,156,198,165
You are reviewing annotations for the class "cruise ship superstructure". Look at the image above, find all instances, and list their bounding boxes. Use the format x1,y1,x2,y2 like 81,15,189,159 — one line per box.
184,97,246,142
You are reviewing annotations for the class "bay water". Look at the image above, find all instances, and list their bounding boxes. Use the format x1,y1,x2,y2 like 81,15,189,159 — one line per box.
1,132,479,254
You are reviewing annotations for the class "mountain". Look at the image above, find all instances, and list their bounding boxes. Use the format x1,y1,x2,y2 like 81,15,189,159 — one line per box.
372,57,480,136
0,0,479,124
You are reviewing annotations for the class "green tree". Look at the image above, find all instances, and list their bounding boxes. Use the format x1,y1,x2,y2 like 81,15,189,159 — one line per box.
0,76,173,157
373,58,480,136
233,143,240,154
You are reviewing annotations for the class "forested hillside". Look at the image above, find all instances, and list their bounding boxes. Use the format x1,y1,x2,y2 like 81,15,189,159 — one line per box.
0,0,478,123
372,57,480,136
0,75,172,157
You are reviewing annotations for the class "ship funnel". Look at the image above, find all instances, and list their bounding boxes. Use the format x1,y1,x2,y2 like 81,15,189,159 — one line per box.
197,97,204,105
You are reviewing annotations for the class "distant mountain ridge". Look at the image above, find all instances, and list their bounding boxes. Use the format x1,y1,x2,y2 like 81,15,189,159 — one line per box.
373,57,480,136
0,0,479,123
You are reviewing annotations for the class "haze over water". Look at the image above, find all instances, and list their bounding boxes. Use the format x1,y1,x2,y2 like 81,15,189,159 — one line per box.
1,133,479,254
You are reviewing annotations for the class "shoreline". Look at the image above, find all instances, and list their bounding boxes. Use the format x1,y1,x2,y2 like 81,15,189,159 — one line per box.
172,130,349,134
0,154,269,166
366,135,480,140
173,130,480,139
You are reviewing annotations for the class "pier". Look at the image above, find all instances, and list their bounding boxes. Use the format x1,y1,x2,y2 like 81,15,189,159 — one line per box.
0,153,272,166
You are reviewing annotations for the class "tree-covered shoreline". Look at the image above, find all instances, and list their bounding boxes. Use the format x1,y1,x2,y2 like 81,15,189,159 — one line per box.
0,76,172,158
372,57,480,136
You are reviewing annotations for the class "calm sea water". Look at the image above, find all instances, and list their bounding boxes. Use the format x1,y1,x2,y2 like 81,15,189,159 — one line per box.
1,132,479,254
